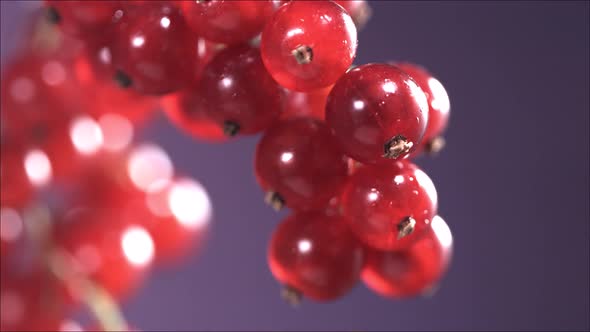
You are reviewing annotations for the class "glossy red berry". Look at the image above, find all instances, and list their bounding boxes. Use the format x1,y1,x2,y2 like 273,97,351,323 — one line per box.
268,211,364,301
198,44,283,136
396,62,450,155
255,118,349,211
161,88,227,142
54,208,155,299
362,215,453,298
281,85,333,120
261,1,358,92
180,0,275,45
326,64,429,164
110,3,197,95
133,177,212,263
45,1,121,38
340,161,438,251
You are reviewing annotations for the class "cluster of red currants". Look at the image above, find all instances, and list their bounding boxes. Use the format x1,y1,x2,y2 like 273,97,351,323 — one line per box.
0,0,453,330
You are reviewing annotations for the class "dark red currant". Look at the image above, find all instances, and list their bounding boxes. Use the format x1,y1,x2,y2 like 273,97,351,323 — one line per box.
261,1,357,92
268,211,364,302
396,62,450,155
180,0,275,45
362,215,453,297
340,161,438,251
255,118,349,211
325,63,429,163
198,44,283,136
73,46,159,124
110,3,197,95
45,1,122,38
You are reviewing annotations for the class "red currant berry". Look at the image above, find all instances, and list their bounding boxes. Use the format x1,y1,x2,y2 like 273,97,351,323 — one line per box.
54,208,155,299
45,1,121,38
180,0,275,45
281,85,333,120
255,118,349,211
261,1,357,92
135,177,212,263
161,88,227,142
0,271,69,332
64,152,142,209
395,62,450,155
198,44,283,136
0,145,33,207
0,53,84,180
268,211,364,302
340,161,438,251
110,3,197,95
334,0,372,30
1,54,79,135
73,47,159,124
325,64,429,163
362,215,453,298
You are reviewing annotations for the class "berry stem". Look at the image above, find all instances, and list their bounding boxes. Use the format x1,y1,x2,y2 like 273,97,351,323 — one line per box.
23,203,128,332
291,45,313,64
48,250,128,332
264,191,285,211
223,121,241,137
397,216,416,239
114,70,133,89
383,135,413,159
280,285,302,307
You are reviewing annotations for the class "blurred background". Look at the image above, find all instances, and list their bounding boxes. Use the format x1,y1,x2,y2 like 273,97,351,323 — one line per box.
1,1,588,331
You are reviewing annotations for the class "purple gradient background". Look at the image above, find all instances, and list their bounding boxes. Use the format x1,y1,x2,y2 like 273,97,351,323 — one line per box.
1,1,589,331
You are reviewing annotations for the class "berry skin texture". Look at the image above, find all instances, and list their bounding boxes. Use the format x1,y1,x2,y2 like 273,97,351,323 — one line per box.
395,62,450,155
198,44,283,136
45,1,121,38
325,63,429,163
180,0,275,45
110,3,197,95
255,118,349,211
362,215,453,298
268,211,364,301
261,1,358,92
340,161,438,251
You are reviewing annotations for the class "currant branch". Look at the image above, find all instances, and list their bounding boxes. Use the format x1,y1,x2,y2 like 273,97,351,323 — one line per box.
23,203,127,332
